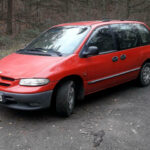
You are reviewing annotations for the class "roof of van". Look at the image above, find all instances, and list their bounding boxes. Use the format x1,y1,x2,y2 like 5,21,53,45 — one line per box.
55,20,145,28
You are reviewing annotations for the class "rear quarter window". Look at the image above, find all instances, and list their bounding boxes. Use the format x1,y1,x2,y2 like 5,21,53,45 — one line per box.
136,24,150,45
110,24,139,50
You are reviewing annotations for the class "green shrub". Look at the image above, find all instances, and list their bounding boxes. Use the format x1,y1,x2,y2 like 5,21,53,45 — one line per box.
15,28,41,42
0,28,41,58
0,35,13,48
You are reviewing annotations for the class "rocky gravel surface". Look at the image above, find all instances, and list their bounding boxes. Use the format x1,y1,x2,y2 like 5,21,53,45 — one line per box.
0,82,150,150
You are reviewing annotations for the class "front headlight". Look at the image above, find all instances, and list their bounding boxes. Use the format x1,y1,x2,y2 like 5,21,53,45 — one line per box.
19,78,49,86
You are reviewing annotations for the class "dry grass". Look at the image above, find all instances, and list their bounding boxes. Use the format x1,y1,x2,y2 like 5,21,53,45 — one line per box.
0,42,26,59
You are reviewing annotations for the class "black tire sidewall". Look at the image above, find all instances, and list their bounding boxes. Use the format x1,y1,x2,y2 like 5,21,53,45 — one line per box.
56,80,75,117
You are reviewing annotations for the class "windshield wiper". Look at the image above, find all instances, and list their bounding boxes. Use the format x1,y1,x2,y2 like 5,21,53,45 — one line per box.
16,48,52,56
26,48,44,52
17,48,62,56
17,48,45,52
28,48,62,56
47,49,62,56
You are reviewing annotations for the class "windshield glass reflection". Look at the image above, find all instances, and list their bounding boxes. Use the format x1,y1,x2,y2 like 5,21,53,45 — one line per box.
25,26,90,56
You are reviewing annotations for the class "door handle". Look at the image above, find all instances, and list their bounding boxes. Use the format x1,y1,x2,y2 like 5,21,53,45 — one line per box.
120,54,126,60
112,56,118,62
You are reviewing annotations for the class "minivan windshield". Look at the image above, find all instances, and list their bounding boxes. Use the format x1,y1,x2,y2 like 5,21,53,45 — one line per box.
17,26,90,56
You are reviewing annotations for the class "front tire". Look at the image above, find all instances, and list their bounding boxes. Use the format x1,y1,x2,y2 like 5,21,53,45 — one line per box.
56,80,76,117
138,63,150,87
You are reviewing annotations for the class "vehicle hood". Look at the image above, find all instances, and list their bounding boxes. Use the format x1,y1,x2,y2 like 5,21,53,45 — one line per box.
0,53,65,79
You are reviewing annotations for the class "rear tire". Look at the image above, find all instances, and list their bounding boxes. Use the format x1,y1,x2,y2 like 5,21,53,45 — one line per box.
137,63,150,87
56,80,76,117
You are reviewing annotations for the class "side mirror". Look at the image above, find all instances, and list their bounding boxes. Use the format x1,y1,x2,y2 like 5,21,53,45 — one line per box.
82,46,99,57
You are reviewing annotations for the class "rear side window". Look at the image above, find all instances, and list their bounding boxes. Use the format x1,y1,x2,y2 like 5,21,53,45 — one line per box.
111,24,139,50
136,24,150,45
88,25,115,54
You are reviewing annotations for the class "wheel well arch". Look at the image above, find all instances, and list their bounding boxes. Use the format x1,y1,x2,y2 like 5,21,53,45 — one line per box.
51,75,85,106
142,59,150,66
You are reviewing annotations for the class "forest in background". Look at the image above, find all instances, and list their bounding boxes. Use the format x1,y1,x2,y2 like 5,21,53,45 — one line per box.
0,0,150,51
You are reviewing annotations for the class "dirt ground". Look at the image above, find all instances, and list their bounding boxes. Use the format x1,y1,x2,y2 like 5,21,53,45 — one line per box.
0,82,150,150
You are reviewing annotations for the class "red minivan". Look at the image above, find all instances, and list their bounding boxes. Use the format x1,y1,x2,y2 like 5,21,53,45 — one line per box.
0,20,150,117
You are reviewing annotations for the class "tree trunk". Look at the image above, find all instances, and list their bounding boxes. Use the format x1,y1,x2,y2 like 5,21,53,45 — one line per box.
66,0,69,21
1,0,4,20
103,0,106,19
126,0,130,19
6,0,13,35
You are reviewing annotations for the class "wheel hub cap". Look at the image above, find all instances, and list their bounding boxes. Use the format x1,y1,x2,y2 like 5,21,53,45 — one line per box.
142,66,150,84
68,82,75,110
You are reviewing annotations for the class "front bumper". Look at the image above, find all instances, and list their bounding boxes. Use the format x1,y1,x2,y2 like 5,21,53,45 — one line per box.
0,90,53,110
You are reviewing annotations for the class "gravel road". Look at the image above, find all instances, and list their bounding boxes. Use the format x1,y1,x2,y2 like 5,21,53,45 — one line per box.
0,82,150,150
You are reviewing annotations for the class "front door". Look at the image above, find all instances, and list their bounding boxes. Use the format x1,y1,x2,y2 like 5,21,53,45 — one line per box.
82,25,119,94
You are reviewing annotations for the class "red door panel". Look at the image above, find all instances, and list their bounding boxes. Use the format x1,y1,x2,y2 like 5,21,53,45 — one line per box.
114,47,142,85
84,52,118,94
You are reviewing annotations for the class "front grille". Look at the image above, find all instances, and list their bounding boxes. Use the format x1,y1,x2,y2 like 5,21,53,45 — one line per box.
0,76,15,87
0,82,10,86
1,76,15,81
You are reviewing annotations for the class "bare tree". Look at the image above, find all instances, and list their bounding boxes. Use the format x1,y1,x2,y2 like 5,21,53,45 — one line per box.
6,0,13,34
102,0,107,18
126,0,147,19
126,0,131,19
0,0,150,36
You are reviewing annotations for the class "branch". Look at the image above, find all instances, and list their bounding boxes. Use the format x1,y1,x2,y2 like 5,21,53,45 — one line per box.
129,0,147,8
131,4,150,13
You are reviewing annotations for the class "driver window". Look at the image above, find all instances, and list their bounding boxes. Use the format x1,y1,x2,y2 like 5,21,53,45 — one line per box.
88,26,115,54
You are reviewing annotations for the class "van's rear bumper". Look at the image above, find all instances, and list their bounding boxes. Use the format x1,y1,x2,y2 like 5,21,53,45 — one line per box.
0,90,53,111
